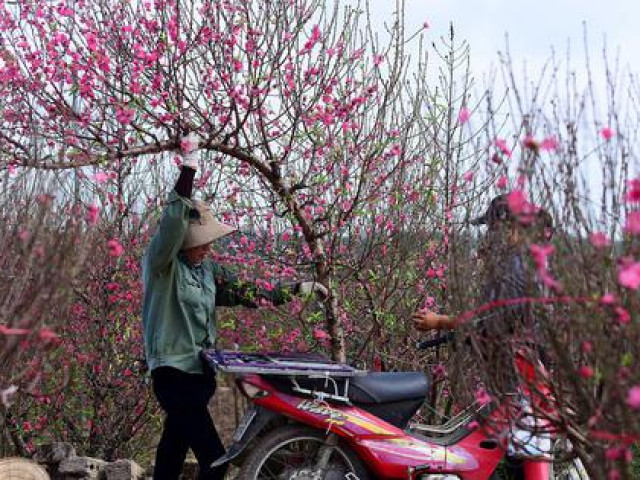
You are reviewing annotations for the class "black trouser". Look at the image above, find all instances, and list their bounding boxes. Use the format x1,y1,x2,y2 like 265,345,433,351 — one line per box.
152,367,227,480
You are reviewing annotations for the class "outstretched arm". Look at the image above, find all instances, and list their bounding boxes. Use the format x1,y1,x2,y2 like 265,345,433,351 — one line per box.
413,309,456,331
214,266,328,308
213,264,298,308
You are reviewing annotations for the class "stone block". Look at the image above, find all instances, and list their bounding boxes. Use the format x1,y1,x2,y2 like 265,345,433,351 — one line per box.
34,442,76,465
180,459,199,479
103,460,144,480
58,456,106,479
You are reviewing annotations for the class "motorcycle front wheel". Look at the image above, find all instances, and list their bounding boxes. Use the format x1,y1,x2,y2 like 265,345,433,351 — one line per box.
238,424,371,480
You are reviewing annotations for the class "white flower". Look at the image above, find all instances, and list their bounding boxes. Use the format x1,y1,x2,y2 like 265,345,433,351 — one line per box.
1,385,18,407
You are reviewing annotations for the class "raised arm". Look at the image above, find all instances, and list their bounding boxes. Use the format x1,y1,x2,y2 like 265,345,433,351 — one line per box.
144,166,196,274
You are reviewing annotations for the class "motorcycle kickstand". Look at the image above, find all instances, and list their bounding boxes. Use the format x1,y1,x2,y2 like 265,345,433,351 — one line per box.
312,433,339,480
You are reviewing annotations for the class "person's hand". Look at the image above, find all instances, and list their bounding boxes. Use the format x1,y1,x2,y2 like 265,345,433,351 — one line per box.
413,309,445,331
297,281,329,301
180,132,200,170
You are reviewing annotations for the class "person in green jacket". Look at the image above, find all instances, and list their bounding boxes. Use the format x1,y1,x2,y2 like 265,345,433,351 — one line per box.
142,135,327,480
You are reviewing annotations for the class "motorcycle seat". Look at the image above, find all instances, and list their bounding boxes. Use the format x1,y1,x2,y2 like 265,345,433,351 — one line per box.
349,372,429,404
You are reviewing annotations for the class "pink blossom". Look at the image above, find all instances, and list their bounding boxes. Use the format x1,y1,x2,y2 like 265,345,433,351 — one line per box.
313,328,329,341
580,341,593,354
496,176,508,189
494,138,512,157
522,135,539,151
180,133,199,154
578,365,594,378
530,243,561,290
350,48,364,60
605,446,622,461
38,328,59,343
627,385,640,409
373,54,384,66
600,127,614,141
85,32,99,52
474,387,492,406
491,153,503,164
540,136,560,151
458,108,470,124
107,239,125,257
300,25,322,53
618,261,640,290
57,5,74,16
431,364,447,378
423,296,436,309
615,306,631,325
423,21,430,29
462,171,474,183
389,144,401,156
86,204,100,225
507,189,527,215
626,178,640,203
93,172,109,183
624,211,640,235
530,243,555,265
116,107,135,125
589,231,611,248
619,367,632,381
600,293,616,305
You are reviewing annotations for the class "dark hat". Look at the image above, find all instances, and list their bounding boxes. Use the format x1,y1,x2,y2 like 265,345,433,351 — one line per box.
471,194,555,239
470,194,514,227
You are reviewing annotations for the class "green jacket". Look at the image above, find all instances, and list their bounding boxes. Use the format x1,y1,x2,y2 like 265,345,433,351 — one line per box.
142,191,294,374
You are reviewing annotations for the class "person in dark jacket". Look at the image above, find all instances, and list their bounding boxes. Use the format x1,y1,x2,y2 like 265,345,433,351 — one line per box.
413,194,554,477
413,194,553,344
142,135,327,480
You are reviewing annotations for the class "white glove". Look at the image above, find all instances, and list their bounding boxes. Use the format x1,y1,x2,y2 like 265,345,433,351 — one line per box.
297,281,329,301
180,132,200,171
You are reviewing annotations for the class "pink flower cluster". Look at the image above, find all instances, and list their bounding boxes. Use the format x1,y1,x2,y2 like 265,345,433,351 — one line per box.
618,260,640,290
107,239,125,257
530,243,561,290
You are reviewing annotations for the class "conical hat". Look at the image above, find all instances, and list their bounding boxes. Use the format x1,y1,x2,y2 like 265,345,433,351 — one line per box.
0,458,49,480
181,200,236,250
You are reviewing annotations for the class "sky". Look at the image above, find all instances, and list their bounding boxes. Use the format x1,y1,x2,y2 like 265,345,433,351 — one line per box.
361,0,637,218
368,0,637,90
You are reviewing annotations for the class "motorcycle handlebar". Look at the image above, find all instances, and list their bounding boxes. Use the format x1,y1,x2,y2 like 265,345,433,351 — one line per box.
416,332,455,350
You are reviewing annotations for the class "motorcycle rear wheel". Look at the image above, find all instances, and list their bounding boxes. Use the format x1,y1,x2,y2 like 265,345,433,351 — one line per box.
238,424,371,480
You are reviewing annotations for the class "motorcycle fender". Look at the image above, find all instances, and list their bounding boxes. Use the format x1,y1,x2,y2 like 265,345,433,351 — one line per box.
211,405,278,468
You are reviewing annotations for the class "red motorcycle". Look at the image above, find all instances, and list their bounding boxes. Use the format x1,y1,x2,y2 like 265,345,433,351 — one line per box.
202,343,587,480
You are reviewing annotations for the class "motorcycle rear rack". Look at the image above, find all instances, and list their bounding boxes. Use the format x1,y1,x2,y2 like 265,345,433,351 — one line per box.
202,349,366,377
202,350,366,404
